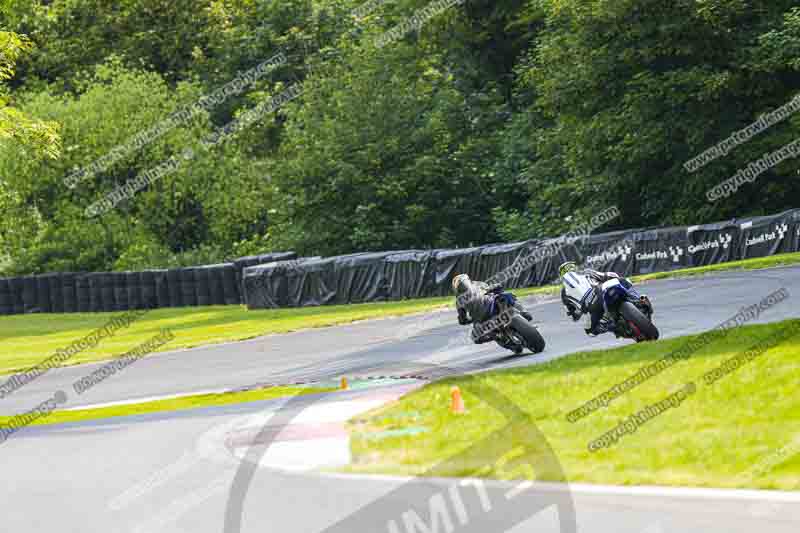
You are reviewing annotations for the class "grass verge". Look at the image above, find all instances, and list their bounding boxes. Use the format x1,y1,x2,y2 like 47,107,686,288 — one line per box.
0,298,454,375
1,251,798,376
631,251,800,282
0,385,334,429
346,319,800,490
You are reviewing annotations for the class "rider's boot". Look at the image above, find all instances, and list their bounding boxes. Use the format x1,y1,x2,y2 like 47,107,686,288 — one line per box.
472,326,494,345
495,338,522,354
640,295,653,315
514,303,533,321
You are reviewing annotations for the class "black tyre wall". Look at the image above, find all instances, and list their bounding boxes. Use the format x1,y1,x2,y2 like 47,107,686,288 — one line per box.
113,272,129,311
8,278,24,314
140,271,157,308
221,264,240,304
22,276,38,313
0,278,12,315
180,268,197,307
195,267,211,306
126,272,142,309
155,270,170,309
62,273,77,313
76,275,91,312
36,274,52,313
167,269,182,307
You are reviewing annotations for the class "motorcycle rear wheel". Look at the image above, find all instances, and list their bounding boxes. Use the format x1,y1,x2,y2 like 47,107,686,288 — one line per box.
510,315,546,353
620,301,659,341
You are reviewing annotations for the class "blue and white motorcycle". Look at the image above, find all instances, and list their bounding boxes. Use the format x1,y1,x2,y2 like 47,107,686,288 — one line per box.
561,264,659,343
597,277,659,342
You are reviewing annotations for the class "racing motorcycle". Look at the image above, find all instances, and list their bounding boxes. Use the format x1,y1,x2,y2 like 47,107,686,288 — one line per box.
596,278,659,342
474,288,546,355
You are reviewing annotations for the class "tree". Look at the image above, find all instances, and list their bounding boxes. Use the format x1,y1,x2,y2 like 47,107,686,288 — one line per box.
0,30,59,157
0,16,61,270
268,31,500,255
512,0,800,232
0,58,277,274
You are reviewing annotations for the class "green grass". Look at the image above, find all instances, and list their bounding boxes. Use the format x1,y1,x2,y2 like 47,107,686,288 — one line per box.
631,251,800,282
0,298,454,375
346,319,800,490
1,251,798,376
0,384,334,428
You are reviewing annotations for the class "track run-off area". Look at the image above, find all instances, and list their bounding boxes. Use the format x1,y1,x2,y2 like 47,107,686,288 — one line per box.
2,266,800,532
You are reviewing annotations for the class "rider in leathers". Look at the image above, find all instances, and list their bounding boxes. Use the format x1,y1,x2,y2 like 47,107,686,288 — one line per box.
452,274,532,349
559,262,632,336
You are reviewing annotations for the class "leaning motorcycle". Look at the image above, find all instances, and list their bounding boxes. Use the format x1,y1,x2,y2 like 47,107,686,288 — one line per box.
597,278,659,342
475,290,546,354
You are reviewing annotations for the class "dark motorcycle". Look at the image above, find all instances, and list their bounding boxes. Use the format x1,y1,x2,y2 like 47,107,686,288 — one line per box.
597,278,659,342
474,289,546,354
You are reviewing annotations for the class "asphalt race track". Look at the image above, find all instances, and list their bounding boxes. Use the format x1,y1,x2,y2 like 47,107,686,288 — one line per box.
4,267,800,415
3,267,800,532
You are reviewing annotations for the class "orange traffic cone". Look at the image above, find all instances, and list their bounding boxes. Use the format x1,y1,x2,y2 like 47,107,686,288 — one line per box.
450,386,465,414
340,377,349,390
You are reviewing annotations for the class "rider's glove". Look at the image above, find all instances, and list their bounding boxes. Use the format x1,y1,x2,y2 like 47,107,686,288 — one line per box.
565,304,580,321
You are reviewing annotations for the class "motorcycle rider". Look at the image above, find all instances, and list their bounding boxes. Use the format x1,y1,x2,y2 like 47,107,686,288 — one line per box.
452,274,533,351
558,261,633,336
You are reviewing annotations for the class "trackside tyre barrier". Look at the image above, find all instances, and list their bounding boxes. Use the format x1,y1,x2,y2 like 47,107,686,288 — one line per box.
3,209,800,315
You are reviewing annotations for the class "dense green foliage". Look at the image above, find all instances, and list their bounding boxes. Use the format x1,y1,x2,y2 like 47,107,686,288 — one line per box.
0,0,798,274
